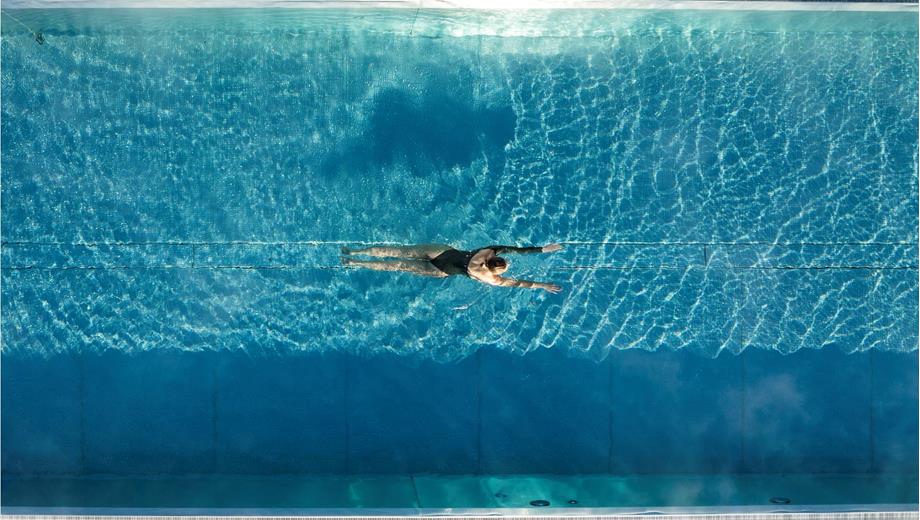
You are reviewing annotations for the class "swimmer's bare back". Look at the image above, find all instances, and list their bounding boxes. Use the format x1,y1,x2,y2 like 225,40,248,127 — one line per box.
340,243,564,293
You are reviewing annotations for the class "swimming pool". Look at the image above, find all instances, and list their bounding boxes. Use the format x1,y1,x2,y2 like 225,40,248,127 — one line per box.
1,5,917,514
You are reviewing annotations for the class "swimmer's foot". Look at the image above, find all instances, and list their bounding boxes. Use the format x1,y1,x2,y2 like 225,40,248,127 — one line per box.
340,256,354,266
341,246,352,255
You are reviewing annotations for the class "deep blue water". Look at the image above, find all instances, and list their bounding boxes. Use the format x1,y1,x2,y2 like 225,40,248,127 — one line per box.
0,8,918,509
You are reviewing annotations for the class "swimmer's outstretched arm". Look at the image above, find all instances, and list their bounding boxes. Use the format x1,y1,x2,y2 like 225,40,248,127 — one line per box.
493,277,562,293
488,243,563,254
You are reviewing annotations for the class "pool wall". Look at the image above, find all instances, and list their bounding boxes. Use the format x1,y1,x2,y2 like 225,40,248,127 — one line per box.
2,347,916,478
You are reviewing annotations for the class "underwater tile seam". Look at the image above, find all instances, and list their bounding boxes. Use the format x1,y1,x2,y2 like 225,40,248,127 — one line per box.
1,0,917,10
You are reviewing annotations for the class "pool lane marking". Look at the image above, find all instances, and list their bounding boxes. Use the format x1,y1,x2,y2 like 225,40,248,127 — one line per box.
4,241,916,269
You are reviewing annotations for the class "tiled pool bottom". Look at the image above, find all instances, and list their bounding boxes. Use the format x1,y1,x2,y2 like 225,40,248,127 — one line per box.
1,474,918,512
2,347,917,511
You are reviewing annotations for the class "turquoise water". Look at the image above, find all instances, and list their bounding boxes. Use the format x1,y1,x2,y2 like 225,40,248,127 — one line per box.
1,8,918,511
2,9,918,360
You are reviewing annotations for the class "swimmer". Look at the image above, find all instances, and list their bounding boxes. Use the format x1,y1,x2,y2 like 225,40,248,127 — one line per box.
341,243,564,293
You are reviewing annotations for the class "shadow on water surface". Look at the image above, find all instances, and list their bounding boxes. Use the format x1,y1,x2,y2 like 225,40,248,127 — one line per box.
321,82,516,177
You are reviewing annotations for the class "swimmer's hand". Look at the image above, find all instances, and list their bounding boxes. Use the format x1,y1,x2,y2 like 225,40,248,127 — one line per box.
542,243,563,253
541,283,562,294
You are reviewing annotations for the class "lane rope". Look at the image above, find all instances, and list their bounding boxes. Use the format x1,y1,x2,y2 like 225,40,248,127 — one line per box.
0,9,45,45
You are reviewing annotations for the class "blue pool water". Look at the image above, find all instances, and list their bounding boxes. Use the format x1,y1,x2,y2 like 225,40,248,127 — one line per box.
1,7,918,511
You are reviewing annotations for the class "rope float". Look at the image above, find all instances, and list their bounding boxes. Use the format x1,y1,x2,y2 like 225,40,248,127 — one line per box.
0,9,45,45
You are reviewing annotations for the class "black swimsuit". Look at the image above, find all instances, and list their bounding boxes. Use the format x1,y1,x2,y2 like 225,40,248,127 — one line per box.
431,249,475,276
430,245,543,276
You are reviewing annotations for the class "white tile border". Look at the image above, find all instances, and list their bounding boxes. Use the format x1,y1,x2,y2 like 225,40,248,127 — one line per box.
0,0,916,11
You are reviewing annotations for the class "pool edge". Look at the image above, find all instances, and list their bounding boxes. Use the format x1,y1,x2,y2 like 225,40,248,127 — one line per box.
3,505,919,516
0,0,917,12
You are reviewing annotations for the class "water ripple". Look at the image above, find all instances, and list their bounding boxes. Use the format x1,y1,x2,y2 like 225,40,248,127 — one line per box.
1,11,917,359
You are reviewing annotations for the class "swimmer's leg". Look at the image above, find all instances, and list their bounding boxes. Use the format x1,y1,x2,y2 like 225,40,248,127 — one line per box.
341,258,448,278
343,244,451,260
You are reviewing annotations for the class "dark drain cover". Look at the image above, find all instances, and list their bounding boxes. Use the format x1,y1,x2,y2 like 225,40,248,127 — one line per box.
530,500,551,507
568,500,579,505
770,497,792,504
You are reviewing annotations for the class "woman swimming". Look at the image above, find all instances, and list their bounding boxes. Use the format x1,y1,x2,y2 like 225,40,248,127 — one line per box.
341,243,563,293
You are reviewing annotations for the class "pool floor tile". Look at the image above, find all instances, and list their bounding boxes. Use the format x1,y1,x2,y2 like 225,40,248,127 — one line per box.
872,350,919,473
609,348,744,473
347,353,478,474
743,348,872,473
479,347,610,474
82,349,217,475
214,351,347,474
1,353,83,475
